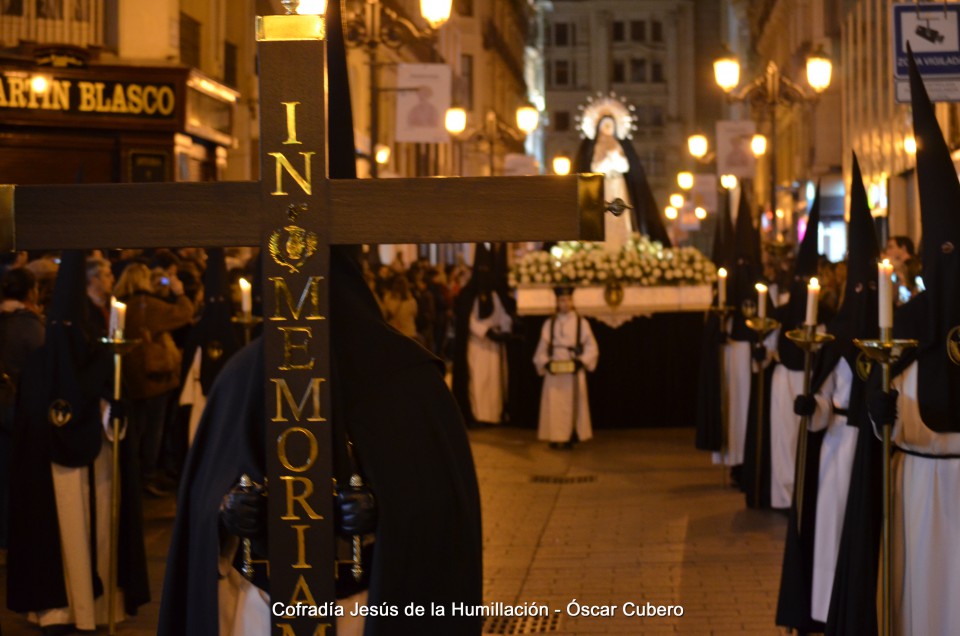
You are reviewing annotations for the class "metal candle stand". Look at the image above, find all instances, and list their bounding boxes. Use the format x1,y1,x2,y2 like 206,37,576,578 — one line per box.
853,330,917,636
745,316,780,508
785,326,834,531
231,313,265,345
99,335,141,636
708,305,735,486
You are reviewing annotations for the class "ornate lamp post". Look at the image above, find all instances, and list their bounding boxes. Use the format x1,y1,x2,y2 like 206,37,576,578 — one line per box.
344,0,452,178
445,104,539,176
713,47,832,236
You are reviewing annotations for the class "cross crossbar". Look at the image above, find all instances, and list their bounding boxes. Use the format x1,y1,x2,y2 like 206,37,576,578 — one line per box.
0,174,603,251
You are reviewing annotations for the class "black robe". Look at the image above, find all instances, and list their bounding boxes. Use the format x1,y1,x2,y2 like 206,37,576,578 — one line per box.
159,250,483,636
6,305,149,617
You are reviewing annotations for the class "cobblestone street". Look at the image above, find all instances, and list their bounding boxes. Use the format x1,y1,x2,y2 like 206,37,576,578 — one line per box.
0,427,791,635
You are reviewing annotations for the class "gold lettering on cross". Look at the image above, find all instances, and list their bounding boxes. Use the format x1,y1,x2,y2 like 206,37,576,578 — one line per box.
269,151,315,196
269,276,324,321
279,476,323,520
270,378,326,422
291,524,312,569
277,426,319,472
279,326,315,371
282,101,302,145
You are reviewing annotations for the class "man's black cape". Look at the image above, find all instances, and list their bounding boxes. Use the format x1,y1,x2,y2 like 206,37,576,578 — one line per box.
158,250,483,636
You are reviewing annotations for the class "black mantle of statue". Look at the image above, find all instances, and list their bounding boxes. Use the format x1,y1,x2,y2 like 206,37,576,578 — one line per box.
507,312,705,429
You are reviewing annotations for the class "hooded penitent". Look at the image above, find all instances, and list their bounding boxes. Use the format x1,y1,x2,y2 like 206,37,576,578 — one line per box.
159,2,483,634
574,123,672,247
775,188,822,371
8,251,149,616
712,187,736,269
729,190,762,342
905,43,960,433
775,154,879,633
181,248,241,394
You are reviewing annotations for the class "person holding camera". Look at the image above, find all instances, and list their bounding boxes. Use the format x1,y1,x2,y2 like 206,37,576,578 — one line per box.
533,286,599,449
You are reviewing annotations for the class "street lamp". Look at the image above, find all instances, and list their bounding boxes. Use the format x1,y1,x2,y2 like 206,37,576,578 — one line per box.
344,0,452,178
750,133,768,156
677,171,694,191
714,47,832,233
687,134,709,160
552,155,571,176
445,106,536,176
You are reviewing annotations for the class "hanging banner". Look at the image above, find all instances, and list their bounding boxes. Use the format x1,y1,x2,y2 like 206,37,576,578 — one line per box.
715,120,757,178
893,3,960,102
395,63,451,143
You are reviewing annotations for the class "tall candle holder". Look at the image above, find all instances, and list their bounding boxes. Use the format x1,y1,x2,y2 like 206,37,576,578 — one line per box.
853,330,917,636
231,313,265,345
100,334,140,636
785,326,834,531
709,304,735,485
745,315,780,508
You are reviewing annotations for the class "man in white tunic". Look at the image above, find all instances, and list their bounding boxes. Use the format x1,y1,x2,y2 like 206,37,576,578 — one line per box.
534,286,598,448
864,53,960,636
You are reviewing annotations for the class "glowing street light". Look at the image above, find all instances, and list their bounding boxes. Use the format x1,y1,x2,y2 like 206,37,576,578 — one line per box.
677,171,694,190
688,134,708,159
669,193,684,208
516,105,540,135
806,46,833,93
665,206,679,220
720,174,738,190
695,207,707,220
713,50,740,93
552,155,571,176
419,0,453,29
751,134,768,157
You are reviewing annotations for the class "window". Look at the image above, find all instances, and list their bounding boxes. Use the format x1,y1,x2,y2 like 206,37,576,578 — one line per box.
460,54,474,109
652,20,663,42
611,60,625,83
0,0,23,16
554,23,569,46
554,111,570,132
224,41,238,88
652,61,664,83
630,58,646,83
612,21,624,42
37,0,62,18
554,60,570,86
180,12,201,69
631,20,645,42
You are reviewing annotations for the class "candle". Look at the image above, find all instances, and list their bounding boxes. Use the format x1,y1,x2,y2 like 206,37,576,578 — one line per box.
756,283,768,320
108,298,126,339
879,258,894,330
717,268,727,307
239,277,252,317
805,277,820,327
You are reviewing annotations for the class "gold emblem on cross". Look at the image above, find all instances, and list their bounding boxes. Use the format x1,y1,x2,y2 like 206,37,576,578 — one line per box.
856,351,873,381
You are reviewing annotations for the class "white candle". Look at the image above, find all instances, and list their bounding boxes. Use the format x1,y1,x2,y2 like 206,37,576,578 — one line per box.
805,277,820,327
239,277,252,317
717,268,727,307
879,259,894,330
109,298,126,339
756,283,768,320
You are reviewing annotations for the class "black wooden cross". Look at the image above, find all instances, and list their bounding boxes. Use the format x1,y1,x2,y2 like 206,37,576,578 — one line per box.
0,9,602,636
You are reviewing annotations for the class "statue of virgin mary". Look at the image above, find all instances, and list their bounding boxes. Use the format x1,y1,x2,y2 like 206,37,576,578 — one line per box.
575,95,671,250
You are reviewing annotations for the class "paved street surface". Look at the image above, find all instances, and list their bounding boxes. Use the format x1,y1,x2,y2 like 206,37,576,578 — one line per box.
0,427,791,635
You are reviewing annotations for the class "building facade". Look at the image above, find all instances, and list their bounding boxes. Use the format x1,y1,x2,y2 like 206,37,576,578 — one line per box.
541,0,696,210
0,0,253,185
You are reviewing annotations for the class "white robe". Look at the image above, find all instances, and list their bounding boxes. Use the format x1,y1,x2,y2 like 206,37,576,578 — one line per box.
179,348,206,446
217,538,366,636
593,148,634,252
891,362,960,636
807,358,858,623
533,312,599,443
467,294,511,424
713,320,779,467
30,436,126,630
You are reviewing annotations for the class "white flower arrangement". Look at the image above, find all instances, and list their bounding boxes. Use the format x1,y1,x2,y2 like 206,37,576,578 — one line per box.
509,235,718,288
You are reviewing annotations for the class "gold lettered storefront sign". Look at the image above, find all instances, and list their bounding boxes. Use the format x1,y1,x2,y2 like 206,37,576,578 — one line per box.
0,72,176,118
